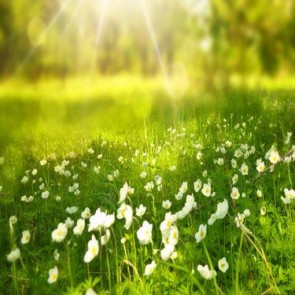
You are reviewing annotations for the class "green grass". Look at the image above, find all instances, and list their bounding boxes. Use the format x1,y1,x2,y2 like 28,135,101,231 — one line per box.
0,79,295,294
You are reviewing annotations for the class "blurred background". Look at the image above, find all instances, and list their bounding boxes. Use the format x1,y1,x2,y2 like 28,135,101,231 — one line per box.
1,0,295,90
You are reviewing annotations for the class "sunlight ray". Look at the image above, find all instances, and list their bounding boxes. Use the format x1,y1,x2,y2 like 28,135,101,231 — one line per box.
62,0,84,35
139,0,173,98
16,0,73,74
92,0,109,72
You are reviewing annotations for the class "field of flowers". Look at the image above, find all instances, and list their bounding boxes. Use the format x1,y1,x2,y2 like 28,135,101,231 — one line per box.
0,88,295,294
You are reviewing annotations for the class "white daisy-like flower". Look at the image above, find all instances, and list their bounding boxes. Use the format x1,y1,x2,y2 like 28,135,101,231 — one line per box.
52,223,68,242
195,224,207,243
194,179,202,193
47,266,58,284
144,261,157,276
84,235,99,263
201,183,211,197
268,150,280,164
231,187,240,200
7,248,21,262
21,230,31,244
137,221,153,245
218,257,229,273
73,219,85,236
197,264,216,280
162,200,172,210
66,206,78,214
136,204,146,217
240,163,249,175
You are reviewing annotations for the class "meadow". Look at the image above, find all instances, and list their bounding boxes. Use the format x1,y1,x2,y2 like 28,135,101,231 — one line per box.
0,78,295,295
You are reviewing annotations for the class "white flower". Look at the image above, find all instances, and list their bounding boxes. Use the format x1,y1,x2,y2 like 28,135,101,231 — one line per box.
179,182,188,194
32,169,37,175
177,194,196,219
231,159,237,168
196,151,203,160
66,206,78,214
65,217,74,228
256,190,263,198
194,179,202,193
243,209,250,217
140,171,147,179
88,209,107,231
21,176,29,184
136,204,146,217
104,213,115,228
234,149,243,158
144,261,157,276
144,181,154,192
218,257,229,273
137,221,153,245
201,183,211,197
256,159,265,173
117,203,133,230
73,219,85,236
7,248,21,262
85,288,98,295
166,225,179,246
21,230,30,244
285,132,292,145
231,187,240,200
160,244,175,261
281,188,295,204
160,212,178,233
53,249,60,261
162,200,172,210
284,188,295,199
100,229,111,246
47,266,58,284
40,159,47,166
52,223,68,242
41,191,49,199
208,213,217,225
235,213,244,227
195,224,207,243
217,158,224,165
268,150,280,164
169,165,177,171
240,163,249,175
197,264,216,280
81,207,91,219
260,206,267,216
88,147,94,154
215,199,228,219
232,174,238,185
69,183,79,193
119,183,133,204
21,195,34,203
84,235,99,263
81,161,87,168
93,166,100,174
